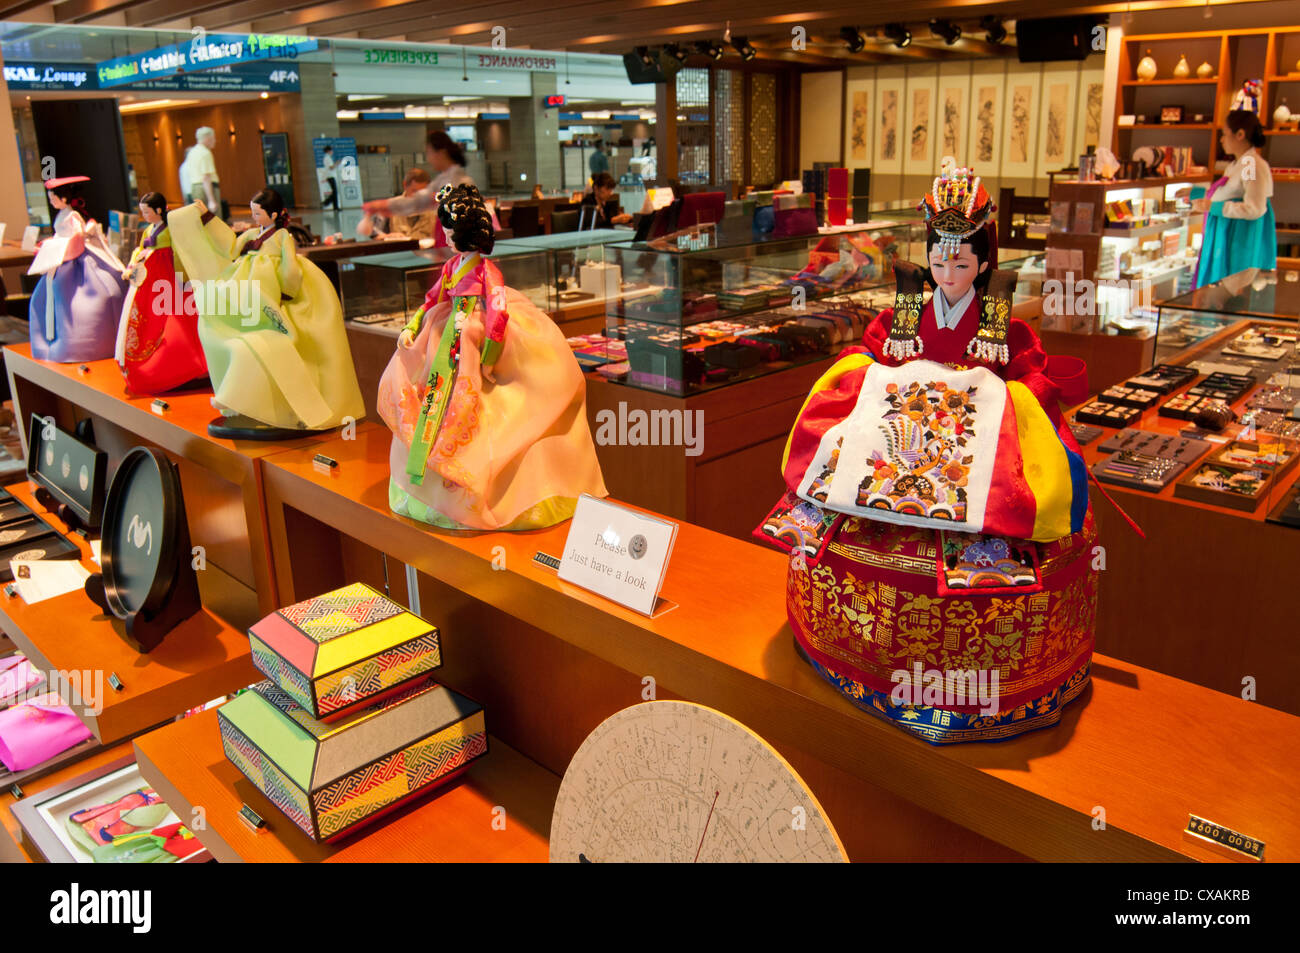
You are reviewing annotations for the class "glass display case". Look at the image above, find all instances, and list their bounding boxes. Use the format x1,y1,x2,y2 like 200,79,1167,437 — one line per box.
600,220,921,395
1155,270,1300,364
337,229,633,334
1044,175,1203,337
336,245,550,334
499,228,631,319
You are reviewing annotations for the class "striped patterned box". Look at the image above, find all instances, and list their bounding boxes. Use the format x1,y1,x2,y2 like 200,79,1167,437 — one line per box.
218,678,487,843
249,582,441,721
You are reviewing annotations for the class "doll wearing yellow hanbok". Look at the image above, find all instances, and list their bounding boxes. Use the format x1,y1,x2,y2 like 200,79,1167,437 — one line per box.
167,188,364,437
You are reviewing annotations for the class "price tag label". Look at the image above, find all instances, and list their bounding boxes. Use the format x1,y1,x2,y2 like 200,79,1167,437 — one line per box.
558,495,676,616
1184,814,1264,861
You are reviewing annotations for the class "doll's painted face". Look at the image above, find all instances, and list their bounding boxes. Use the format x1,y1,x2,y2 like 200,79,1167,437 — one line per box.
48,191,68,211
928,242,988,303
249,202,273,228
139,201,162,225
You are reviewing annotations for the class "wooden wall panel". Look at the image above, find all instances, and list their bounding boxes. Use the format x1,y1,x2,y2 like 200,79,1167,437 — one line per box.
122,98,287,208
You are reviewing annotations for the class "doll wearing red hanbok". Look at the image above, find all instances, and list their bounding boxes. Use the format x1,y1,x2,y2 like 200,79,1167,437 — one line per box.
378,184,606,530
758,159,1097,744
115,191,207,394
27,176,126,363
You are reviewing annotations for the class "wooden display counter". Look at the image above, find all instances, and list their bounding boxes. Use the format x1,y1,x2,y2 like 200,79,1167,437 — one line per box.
1041,328,1157,394
1074,317,1300,716
0,482,258,745
244,426,1300,862
585,356,838,540
4,345,347,615
134,710,554,863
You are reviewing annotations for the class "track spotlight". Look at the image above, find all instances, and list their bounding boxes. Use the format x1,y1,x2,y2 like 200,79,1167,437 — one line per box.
731,35,756,61
883,23,912,49
929,19,962,46
635,45,653,67
694,40,724,61
840,26,866,54
980,16,1007,45
664,43,688,63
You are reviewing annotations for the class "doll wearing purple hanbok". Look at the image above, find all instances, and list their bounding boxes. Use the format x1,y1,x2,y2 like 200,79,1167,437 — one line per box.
27,176,126,363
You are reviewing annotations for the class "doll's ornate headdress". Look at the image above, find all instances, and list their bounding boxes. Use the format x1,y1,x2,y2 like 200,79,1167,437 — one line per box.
919,157,994,261
883,158,1010,364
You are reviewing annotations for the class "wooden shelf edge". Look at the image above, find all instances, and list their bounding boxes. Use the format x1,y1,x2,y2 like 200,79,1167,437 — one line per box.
258,451,1300,862
134,712,557,863
0,484,258,745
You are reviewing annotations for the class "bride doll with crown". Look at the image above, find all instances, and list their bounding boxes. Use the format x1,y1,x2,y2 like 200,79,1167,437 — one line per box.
377,184,607,531
757,158,1097,744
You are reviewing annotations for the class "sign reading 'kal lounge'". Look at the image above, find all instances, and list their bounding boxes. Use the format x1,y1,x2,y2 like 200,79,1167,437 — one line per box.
5,60,300,92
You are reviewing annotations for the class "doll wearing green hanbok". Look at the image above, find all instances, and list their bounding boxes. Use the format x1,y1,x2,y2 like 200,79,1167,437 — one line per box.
168,188,364,437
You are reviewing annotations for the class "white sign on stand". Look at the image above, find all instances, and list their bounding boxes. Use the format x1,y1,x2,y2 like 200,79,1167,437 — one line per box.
557,495,677,616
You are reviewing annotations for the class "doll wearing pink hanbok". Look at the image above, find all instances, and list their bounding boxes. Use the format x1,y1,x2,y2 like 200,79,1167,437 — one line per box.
377,184,606,530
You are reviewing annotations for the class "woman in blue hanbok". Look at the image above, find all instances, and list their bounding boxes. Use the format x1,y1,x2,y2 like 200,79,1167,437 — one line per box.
1194,110,1276,288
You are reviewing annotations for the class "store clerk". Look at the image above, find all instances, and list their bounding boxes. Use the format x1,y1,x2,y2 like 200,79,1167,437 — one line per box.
363,131,475,227
581,172,633,227
1192,109,1276,287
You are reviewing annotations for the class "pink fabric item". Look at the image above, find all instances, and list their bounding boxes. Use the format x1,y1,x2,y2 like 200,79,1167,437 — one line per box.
0,656,44,706
0,692,93,771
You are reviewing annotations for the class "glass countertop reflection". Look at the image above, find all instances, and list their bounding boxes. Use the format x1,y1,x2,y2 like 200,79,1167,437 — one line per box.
1159,268,1300,322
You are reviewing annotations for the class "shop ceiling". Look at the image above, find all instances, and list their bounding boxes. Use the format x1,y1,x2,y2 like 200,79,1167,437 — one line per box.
4,0,1278,66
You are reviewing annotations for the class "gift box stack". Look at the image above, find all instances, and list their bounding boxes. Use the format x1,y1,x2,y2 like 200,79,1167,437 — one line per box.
218,583,487,843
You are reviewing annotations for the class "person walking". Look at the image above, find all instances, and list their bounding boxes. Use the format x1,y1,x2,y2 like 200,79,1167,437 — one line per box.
588,140,610,180
321,145,341,212
185,127,222,217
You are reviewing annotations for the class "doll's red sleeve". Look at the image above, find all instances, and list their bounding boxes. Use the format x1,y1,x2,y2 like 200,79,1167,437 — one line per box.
861,308,900,365
1004,319,1067,418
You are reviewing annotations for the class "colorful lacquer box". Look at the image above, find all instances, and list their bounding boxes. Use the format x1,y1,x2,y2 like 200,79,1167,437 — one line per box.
218,678,487,842
249,583,441,721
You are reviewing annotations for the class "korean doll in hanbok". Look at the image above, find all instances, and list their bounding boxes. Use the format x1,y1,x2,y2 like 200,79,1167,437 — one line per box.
377,184,606,530
115,191,207,394
1194,110,1277,288
28,176,126,363
167,188,364,438
757,159,1097,744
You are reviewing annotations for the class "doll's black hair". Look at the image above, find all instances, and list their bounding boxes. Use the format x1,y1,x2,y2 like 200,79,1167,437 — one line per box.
924,222,995,292
250,187,290,228
437,184,495,255
139,191,168,226
1225,109,1266,151
47,180,86,214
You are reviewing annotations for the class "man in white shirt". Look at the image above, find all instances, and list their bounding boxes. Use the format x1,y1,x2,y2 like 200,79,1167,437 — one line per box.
186,127,220,214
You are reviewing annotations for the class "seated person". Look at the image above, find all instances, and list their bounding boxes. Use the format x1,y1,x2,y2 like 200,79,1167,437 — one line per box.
378,169,436,240
581,172,632,226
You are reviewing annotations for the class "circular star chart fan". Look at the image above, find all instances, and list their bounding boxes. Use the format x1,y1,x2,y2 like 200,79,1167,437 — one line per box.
549,700,846,863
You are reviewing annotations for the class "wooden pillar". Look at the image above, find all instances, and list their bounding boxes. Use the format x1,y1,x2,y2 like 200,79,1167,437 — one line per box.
655,79,677,184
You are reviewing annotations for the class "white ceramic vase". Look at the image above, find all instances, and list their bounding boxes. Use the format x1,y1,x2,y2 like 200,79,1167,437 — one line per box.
1136,51,1158,81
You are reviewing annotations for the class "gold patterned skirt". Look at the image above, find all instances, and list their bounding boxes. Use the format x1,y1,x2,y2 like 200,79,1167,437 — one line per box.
788,510,1098,743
